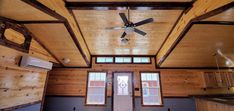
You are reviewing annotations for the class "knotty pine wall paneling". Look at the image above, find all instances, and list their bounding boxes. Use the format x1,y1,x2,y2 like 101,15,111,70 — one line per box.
47,57,234,97
0,37,55,110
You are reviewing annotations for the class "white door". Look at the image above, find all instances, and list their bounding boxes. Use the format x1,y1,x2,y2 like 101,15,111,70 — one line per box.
113,72,134,111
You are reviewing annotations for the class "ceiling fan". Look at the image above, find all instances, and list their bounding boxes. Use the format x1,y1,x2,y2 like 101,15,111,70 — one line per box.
106,13,154,43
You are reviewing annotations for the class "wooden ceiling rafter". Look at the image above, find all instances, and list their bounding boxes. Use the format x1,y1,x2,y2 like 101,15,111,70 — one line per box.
69,10,91,56
65,1,194,10
36,0,92,66
155,9,185,56
156,0,234,68
19,0,91,67
195,21,234,25
21,0,66,21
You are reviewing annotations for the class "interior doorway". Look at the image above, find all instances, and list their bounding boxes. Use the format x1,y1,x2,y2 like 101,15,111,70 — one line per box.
113,72,134,111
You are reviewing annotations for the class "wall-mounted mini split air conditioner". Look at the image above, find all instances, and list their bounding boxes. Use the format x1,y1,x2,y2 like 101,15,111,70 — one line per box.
20,55,53,70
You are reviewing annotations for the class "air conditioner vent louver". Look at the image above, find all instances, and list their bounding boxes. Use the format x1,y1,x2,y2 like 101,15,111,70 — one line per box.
20,55,53,70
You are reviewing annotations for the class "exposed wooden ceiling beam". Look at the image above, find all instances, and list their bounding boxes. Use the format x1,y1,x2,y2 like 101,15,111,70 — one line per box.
156,0,234,67
23,0,92,67
65,2,193,10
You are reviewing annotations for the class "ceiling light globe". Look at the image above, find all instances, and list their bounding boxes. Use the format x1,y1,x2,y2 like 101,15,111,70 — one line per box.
121,38,129,45
62,58,70,64
125,27,134,34
225,60,233,66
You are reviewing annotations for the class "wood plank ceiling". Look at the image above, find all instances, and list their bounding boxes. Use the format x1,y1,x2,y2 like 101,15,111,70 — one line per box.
161,8,234,68
24,23,88,67
203,8,234,22
72,9,183,55
0,0,57,21
0,0,233,68
0,0,90,67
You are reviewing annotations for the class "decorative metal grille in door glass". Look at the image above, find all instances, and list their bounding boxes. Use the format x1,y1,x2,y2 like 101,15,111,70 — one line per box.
117,76,129,95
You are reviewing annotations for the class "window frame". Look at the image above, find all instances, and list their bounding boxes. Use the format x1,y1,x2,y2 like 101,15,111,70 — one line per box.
85,71,108,106
114,57,132,64
140,71,163,107
95,56,151,64
133,57,151,64
96,57,114,64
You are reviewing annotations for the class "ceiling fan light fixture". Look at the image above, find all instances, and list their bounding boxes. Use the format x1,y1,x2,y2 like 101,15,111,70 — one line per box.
105,13,154,42
121,38,129,45
216,49,233,67
125,27,134,34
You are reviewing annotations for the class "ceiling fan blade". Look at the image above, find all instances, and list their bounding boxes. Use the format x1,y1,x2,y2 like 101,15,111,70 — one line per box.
121,32,127,38
119,13,129,25
105,26,125,30
134,28,146,36
134,18,154,27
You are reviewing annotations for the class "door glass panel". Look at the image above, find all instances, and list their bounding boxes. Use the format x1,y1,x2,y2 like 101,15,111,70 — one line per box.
117,76,129,95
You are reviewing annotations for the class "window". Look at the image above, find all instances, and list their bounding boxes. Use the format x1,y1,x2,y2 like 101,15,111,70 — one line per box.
96,57,113,63
86,72,107,105
133,57,150,63
140,72,162,106
96,56,151,64
115,57,132,63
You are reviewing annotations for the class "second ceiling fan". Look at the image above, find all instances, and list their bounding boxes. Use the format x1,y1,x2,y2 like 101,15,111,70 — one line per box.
106,12,154,42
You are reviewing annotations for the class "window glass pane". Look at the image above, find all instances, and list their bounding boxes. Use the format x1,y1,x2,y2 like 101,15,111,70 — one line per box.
141,73,162,105
97,57,105,62
117,76,129,95
96,57,113,63
133,57,150,63
134,57,141,63
142,57,150,62
115,57,132,63
123,58,131,62
97,57,150,63
105,57,113,62
86,72,106,105
115,57,123,63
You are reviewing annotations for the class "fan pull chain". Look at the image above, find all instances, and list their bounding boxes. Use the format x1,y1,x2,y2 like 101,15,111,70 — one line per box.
127,6,130,22
215,54,221,75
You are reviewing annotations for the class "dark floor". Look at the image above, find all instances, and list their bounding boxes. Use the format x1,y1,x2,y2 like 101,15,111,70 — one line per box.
44,97,196,111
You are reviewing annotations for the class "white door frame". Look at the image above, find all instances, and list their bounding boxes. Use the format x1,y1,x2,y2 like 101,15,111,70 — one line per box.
112,71,135,111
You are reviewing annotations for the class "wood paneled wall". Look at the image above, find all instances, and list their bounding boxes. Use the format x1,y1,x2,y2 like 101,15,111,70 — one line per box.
0,36,54,109
0,66,47,109
47,58,234,97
